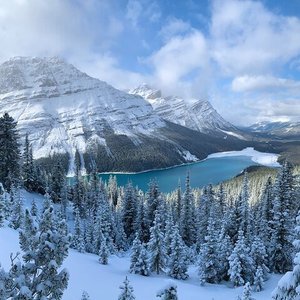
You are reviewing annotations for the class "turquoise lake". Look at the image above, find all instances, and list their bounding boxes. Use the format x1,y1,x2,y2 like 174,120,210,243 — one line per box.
98,156,259,193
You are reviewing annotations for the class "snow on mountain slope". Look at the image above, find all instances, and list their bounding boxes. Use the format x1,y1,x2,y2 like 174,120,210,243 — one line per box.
0,57,166,170
248,121,300,138
129,84,236,134
0,225,281,300
0,57,252,173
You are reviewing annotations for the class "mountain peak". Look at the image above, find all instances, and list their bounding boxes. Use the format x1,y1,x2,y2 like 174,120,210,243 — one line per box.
129,83,162,100
130,84,235,134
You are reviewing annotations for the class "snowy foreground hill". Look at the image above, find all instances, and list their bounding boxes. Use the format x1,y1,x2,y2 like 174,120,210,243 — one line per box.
0,190,282,300
0,226,280,300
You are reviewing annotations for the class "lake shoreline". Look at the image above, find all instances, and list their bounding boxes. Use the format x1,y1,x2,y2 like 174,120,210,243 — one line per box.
97,147,280,176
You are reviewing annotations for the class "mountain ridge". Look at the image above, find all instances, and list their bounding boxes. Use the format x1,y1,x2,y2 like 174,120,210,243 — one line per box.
0,57,250,173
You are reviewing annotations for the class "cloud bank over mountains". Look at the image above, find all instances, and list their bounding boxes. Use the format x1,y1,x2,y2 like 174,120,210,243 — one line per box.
0,0,299,125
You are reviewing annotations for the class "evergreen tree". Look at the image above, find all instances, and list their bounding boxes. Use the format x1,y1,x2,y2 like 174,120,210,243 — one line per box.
81,291,90,300
228,230,253,286
6,205,70,299
0,112,21,190
130,235,150,276
72,207,85,252
148,210,166,274
269,164,295,273
180,173,195,246
272,211,300,299
240,282,253,300
253,266,264,292
30,199,38,218
157,284,178,300
9,188,24,230
168,224,188,280
99,233,109,265
217,222,233,281
22,133,36,192
118,277,135,300
121,183,137,240
198,214,220,284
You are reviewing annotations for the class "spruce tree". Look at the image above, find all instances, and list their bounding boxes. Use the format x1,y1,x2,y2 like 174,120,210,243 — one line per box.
22,133,36,192
272,211,300,299
180,173,195,246
81,291,90,300
168,224,188,280
198,215,220,284
253,266,264,292
118,277,135,300
228,230,253,286
99,233,109,265
0,112,21,190
157,284,178,300
6,205,71,299
148,210,166,275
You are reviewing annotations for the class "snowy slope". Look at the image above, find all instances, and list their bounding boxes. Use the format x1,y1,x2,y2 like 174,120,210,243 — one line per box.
129,84,237,134
248,121,300,138
0,226,281,300
0,57,165,167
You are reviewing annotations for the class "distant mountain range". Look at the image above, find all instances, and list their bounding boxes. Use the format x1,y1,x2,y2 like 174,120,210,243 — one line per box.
129,84,244,139
0,57,250,173
245,121,300,139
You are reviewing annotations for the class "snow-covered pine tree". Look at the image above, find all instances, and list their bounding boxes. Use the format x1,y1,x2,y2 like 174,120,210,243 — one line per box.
72,206,85,252
250,236,268,280
9,187,24,230
272,210,300,299
118,277,135,300
81,291,90,300
168,224,188,280
148,209,166,274
180,173,195,246
121,183,138,240
50,159,66,203
217,221,233,281
269,163,295,273
22,133,36,192
0,112,21,191
130,234,150,276
0,191,5,227
157,283,178,300
99,232,109,265
228,230,253,287
6,205,71,299
164,211,175,259
198,214,220,284
146,180,160,228
30,198,38,218
253,266,264,292
130,234,142,273
240,282,253,300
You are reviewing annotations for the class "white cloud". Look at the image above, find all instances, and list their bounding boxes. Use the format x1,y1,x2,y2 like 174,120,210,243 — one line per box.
232,75,300,92
211,0,300,76
159,18,191,41
126,0,143,28
148,30,210,97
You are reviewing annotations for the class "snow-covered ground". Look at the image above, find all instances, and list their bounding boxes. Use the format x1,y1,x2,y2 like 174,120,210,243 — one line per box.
0,226,281,300
207,147,280,167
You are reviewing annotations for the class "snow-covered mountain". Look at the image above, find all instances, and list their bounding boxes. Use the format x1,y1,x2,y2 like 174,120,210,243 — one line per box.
0,57,248,173
248,121,300,138
129,84,238,135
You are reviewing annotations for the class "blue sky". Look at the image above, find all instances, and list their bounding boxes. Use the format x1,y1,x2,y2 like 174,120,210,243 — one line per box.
0,0,300,125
